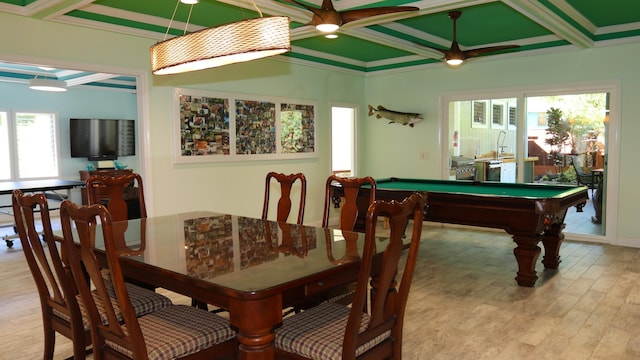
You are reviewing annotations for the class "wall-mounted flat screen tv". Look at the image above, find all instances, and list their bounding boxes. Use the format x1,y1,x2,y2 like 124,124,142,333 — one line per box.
70,118,135,160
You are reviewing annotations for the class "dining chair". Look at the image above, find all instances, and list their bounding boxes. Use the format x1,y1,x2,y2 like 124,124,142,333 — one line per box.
322,175,376,232
86,172,146,221
321,175,376,305
262,172,307,224
12,190,173,360
59,201,237,360
274,192,426,360
12,189,92,359
261,172,307,315
86,172,164,296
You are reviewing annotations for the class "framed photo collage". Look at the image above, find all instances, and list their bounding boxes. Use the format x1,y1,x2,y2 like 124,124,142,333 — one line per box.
174,88,317,163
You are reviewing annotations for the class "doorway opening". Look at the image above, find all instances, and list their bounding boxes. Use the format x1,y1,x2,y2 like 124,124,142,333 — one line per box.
331,104,357,177
445,89,610,238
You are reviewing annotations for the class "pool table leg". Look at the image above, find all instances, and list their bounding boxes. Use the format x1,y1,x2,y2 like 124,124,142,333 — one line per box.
512,234,543,287
540,222,564,269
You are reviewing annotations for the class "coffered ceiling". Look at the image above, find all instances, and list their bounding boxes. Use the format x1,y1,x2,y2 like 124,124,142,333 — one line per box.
1,0,639,78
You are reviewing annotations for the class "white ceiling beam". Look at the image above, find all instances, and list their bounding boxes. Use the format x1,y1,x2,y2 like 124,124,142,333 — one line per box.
65,72,118,87
503,0,593,48
347,27,443,58
29,0,95,19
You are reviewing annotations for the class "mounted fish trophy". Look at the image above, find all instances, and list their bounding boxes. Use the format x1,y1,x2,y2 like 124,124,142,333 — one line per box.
368,105,423,127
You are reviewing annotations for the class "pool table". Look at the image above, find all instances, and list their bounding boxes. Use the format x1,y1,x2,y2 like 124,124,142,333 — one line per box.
330,177,589,287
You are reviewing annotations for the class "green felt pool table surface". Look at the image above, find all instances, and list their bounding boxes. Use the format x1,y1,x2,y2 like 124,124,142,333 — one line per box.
374,177,583,199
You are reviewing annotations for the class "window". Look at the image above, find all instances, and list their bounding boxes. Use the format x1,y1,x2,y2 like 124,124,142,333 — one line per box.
331,105,356,177
508,106,517,130
491,102,504,129
1,112,60,181
471,100,488,128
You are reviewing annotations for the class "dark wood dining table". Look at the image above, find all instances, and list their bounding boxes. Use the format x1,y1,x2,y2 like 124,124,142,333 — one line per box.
80,211,390,360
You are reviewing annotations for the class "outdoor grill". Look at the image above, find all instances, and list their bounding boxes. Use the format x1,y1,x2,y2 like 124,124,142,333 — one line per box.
451,156,476,180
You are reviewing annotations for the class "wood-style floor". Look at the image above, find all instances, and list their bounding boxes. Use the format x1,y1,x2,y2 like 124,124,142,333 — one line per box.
564,197,603,236
2,214,638,359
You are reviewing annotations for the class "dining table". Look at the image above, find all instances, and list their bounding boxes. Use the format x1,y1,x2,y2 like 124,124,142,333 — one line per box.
77,210,395,360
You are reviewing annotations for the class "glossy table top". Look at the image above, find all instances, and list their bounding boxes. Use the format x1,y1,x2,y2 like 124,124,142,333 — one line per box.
96,211,370,294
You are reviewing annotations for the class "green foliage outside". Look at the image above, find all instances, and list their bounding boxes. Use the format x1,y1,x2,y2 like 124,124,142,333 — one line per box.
542,93,607,175
541,166,576,183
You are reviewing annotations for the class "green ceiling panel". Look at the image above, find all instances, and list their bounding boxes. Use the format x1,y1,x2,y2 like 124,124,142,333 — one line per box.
396,3,552,45
293,34,413,62
565,0,640,27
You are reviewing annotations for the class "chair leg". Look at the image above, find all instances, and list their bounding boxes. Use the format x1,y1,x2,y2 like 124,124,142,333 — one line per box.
71,338,88,360
42,324,56,360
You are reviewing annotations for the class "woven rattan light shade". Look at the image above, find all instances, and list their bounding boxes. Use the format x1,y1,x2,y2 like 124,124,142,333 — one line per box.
151,16,291,75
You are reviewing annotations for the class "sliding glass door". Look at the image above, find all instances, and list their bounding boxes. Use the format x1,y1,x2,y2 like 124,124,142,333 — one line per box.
445,89,610,238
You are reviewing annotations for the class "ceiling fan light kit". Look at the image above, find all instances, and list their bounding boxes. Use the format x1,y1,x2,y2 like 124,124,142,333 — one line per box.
316,23,339,32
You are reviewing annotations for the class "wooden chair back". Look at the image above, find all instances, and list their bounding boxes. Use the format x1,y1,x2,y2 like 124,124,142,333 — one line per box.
60,201,149,359
12,190,90,359
322,175,376,231
262,172,306,224
345,192,425,359
86,172,146,221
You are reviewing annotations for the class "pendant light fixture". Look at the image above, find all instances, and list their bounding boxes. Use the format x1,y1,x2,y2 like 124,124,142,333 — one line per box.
151,0,291,75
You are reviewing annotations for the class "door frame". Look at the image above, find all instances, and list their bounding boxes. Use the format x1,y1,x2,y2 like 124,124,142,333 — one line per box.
441,80,621,245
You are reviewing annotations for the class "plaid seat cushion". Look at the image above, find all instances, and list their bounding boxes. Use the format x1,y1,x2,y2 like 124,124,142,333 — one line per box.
52,307,90,331
106,305,236,360
102,269,173,317
274,302,391,360
116,282,173,317
76,282,172,327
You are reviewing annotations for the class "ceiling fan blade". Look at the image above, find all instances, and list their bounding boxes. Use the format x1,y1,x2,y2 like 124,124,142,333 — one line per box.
318,0,336,11
463,45,520,58
340,6,419,24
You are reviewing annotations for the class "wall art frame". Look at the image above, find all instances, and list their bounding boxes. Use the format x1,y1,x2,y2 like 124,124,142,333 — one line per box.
174,88,317,163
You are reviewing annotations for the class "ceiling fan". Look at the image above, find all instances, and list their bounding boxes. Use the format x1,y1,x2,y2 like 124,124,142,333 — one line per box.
279,0,419,33
423,11,520,66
